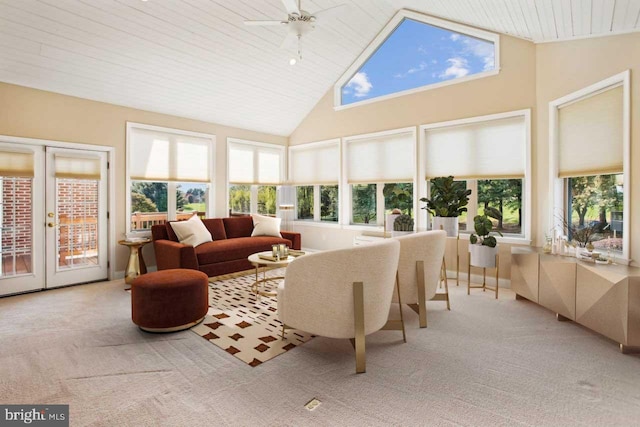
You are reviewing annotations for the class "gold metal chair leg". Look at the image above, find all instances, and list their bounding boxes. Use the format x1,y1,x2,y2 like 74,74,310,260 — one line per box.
416,260,427,328
396,272,406,343
467,258,471,295
442,257,451,310
353,281,366,374
495,254,500,299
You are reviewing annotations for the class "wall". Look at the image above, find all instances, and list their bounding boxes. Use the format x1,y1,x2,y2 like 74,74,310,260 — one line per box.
0,82,287,275
288,34,537,280
535,32,640,267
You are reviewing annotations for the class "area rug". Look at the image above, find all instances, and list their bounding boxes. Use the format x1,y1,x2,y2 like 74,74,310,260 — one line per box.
191,268,314,367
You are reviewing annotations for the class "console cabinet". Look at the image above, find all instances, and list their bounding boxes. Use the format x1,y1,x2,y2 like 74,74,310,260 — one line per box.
511,247,640,353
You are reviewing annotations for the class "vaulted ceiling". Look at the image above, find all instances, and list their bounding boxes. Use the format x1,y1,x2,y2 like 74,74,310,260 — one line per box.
1,0,638,136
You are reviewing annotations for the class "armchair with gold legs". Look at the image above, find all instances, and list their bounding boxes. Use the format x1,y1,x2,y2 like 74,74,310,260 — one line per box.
394,230,448,328
277,239,402,374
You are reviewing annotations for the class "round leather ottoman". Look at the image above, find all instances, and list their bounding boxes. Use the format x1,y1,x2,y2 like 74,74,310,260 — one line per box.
131,269,209,333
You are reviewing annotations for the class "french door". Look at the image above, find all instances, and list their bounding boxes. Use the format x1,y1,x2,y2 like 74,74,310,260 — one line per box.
0,143,108,296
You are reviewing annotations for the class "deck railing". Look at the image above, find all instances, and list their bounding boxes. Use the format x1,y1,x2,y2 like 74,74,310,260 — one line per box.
130,211,205,230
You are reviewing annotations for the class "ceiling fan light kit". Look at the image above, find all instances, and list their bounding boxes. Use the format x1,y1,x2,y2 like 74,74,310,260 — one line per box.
244,0,346,64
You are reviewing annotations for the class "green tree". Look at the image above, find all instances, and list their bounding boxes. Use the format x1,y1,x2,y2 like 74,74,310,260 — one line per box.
320,185,338,221
131,191,157,213
176,185,186,210
569,176,598,227
353,184,376,224
297,186,313,219
478,179,522,230
258,186,276,215
229,185,251,213
132,182,168,212
383,183,413,216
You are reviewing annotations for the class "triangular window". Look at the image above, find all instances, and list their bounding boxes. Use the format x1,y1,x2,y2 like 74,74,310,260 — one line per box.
336,11,499,108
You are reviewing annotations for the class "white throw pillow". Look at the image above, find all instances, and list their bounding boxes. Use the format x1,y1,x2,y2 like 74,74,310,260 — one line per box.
170,214,213,247
251,214,282,238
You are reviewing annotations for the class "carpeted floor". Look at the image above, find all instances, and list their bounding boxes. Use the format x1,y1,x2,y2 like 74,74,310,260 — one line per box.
1,276,639,426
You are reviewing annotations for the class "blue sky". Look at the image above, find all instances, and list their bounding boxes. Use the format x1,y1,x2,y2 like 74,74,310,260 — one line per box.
341,19,495,105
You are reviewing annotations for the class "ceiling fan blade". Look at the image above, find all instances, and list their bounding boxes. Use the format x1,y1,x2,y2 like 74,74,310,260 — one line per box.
281,0,301,15
280,32,298,50
312,4,347,22
244,20,287,26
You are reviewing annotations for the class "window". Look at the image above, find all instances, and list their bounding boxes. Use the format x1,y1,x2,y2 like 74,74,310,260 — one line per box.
289,140,340,223
227,139,284,216
126,123,214,233
421,111,530,239
344,129,416,226
552,73,629,258
335,10,499,108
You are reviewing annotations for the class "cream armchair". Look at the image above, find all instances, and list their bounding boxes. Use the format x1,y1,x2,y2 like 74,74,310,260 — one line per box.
393,230,447,328
277,239,401,374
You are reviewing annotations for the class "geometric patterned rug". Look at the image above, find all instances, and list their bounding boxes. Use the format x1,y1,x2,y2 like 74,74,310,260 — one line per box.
191,268,314,367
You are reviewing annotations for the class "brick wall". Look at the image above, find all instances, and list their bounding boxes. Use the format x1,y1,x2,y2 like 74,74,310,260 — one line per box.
1,178,32,255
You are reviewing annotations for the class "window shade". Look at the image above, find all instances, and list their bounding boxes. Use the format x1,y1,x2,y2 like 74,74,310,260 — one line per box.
228,141,284,185
345,131,414,183
129,127,211,182
0,150,34,177
289,142,339,185
558,85,623,178
423,116,525,179
55,155,101,180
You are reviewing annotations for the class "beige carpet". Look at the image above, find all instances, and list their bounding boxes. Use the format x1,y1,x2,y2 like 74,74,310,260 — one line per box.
1,278,639,426
192,269,313,367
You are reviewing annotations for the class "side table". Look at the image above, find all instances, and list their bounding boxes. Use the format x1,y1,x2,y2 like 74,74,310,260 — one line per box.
119,238,151,288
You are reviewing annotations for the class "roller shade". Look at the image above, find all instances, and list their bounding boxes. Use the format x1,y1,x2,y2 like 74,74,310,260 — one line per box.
228,140,284,185
558,85,623,178
345,131,414,183
424,116,525,180
0,150,34,177
55,155,101,180
289,141,339,185
129,127,211,182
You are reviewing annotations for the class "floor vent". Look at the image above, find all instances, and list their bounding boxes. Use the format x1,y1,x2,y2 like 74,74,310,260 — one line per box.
304,398,321,411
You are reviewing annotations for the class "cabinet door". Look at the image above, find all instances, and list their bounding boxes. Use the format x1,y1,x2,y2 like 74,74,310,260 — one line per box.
511,252,539,302
539,256,576,320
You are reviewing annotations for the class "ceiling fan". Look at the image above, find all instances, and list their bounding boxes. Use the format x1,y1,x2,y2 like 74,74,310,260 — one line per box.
244,0,346,64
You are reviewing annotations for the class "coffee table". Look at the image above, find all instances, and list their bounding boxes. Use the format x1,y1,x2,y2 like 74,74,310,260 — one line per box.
247,251,295,297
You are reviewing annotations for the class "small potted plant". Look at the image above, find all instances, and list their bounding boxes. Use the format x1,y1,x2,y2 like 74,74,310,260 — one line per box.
469,213,503,268
420,176,471,237
392,214,414,237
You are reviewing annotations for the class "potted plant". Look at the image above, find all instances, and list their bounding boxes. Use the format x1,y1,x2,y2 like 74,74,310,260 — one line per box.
392,214,414,237
469,214,503,268
420,176,471,237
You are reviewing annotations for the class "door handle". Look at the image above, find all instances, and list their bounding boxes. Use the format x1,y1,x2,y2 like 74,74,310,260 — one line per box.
47,222,58,228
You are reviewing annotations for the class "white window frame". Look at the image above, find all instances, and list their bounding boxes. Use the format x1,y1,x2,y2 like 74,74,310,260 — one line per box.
341,127,417,229
226,138,286,216
549,70,630,263
125,122,216,235
419,109,531,244
289,139,341,224
333,9,500,111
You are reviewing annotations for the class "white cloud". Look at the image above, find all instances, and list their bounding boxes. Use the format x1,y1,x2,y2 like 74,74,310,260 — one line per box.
418,45,428,55
439,57,470,79
345,72,373,97
394,61,428,79
462,38,495,71
449,33,461,42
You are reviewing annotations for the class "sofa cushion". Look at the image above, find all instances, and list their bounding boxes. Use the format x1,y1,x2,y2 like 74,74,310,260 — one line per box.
170,214,213,247
223,216,254,239
195,236,293,265
202,218,227,240
251,214,282,238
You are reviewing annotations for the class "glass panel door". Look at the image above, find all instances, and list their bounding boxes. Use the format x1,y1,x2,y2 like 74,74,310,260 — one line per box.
0,143,44,296
45,148,108,288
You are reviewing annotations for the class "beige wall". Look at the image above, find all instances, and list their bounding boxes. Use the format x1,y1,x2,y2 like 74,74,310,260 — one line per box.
535,32,640,267
289,35,537,280
0,82,287,274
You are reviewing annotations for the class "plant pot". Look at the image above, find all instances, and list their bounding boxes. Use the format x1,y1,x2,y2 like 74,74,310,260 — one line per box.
469,244,498,268
433,216,458,237
392,230,414,238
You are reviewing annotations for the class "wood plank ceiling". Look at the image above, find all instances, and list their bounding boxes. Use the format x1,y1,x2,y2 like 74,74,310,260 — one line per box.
0,0,638,136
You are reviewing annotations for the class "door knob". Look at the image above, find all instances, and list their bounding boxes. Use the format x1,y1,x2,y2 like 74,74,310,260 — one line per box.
47,222,58,228
47,212,55,218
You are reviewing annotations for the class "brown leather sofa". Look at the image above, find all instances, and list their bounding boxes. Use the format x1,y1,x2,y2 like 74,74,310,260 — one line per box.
151,216,301,277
